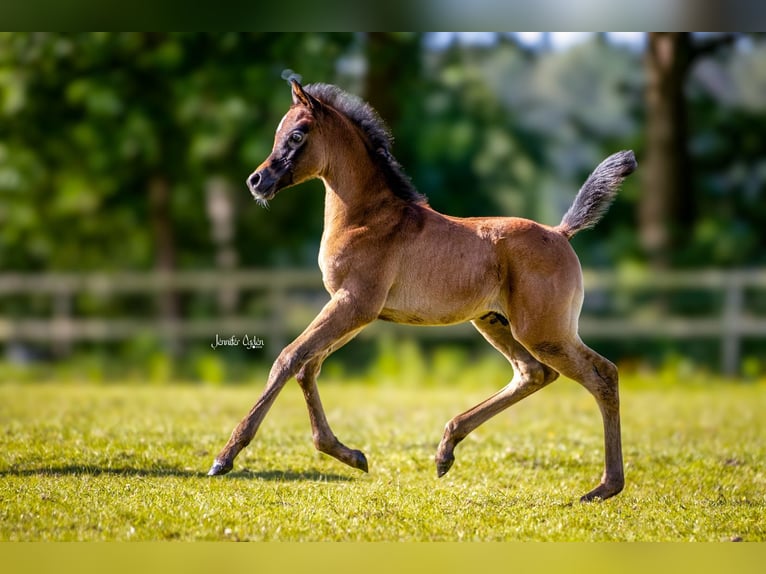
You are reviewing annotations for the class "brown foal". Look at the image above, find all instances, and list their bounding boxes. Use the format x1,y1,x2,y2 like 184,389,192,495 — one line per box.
208,79,637,501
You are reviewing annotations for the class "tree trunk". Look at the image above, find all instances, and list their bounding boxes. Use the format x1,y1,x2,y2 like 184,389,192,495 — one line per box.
641,32,695,269
363,33,422,129
149,174,181,355
206,176,238,315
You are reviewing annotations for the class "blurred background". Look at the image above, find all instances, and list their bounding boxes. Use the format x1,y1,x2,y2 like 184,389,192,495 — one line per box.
1,32,765,383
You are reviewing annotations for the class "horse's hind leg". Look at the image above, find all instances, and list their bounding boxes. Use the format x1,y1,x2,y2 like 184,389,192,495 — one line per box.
435,314,559,477
526,338,624,502
296,346,368,472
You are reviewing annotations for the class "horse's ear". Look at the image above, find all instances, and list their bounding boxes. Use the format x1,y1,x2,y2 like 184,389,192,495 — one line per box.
291,80,318,110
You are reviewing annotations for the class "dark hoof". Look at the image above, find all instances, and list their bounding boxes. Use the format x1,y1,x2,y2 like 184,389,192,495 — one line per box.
579,481,624,502
579,492,602,503
435,454,454,478
352,450,369,473
207,458,233,476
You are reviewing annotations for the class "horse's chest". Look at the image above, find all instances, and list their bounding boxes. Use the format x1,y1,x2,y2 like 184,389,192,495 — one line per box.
317,235,356,294
318,257,343,294
318,226,391,295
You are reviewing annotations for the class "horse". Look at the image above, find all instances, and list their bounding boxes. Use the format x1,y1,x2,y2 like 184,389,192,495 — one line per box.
208,78,637,502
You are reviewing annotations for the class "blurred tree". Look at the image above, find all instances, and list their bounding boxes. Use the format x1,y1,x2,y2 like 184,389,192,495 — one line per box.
684,34,766,267
0,33,355,273
406,35,545,219
642,32,736,269
363,33,423,128
453,35,641,267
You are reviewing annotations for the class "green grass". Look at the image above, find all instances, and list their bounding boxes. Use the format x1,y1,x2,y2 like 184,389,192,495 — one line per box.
1,375,764,541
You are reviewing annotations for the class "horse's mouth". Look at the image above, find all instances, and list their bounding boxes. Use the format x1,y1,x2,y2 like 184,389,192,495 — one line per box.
251,186,280,207
252,188,276,200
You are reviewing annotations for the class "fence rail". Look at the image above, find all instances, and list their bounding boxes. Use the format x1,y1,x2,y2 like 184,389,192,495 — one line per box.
2,268,766,375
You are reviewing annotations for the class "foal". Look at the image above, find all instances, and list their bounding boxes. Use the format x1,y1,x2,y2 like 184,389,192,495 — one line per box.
208,79,637,501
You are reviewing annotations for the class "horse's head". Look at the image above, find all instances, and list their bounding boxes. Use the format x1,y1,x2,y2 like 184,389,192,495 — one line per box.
247,79,327,206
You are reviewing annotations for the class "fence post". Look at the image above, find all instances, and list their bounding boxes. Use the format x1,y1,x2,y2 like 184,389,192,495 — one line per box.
52,288,73,358
721,273,744,377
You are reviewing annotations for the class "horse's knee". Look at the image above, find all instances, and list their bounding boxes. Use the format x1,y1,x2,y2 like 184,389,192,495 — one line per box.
273,343,314,381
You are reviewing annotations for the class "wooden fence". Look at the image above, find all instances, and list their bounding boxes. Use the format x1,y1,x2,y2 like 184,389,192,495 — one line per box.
1,268,765,375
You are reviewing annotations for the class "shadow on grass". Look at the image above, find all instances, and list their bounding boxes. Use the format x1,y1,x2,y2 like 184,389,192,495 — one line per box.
0,465,356,482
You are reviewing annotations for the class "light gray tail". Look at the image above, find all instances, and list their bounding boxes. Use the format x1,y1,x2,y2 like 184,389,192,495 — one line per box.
556,150,637,240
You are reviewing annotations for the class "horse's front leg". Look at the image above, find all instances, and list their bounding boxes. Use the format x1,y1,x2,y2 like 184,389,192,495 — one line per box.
207,289,377,476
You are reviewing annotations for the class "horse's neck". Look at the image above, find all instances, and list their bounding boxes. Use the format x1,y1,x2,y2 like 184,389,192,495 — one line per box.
320,169,391,231
319,115,398,229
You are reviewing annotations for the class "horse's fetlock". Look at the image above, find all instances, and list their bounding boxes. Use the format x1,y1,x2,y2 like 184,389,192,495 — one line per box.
443,420,466,444
610,475,625,493
313,432,338,452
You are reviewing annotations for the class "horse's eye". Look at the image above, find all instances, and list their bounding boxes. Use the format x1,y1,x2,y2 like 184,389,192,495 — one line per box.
289,131,304,146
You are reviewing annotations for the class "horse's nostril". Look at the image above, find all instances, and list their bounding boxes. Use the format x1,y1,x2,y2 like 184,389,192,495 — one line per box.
247,172,261,190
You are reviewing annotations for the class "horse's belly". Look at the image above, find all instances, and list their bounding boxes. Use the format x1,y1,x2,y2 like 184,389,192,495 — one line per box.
377,307,464,326
379,282,500,327
377,309,471,326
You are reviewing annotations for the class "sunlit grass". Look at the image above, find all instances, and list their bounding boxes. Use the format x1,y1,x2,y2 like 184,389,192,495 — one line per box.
1,375,764,541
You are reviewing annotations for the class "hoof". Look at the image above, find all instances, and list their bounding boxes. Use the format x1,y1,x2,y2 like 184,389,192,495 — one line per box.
579,492,602,503
435,454,454,478
207,458,233,476
351,449,369,473
579,481,624,502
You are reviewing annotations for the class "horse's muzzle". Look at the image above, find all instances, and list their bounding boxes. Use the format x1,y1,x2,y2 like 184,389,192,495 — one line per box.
246,171,262,191
246,169,278,201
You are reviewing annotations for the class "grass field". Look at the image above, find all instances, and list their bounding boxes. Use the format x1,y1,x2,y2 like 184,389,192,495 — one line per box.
1,373,764,541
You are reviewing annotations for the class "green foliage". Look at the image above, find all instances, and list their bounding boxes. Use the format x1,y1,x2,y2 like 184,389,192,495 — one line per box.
1,378,764,541
192,351,226,386
0,33,353,271
371,336,427,387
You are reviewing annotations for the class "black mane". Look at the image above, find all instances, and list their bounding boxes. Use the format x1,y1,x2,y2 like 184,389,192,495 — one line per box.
304,83,428,205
